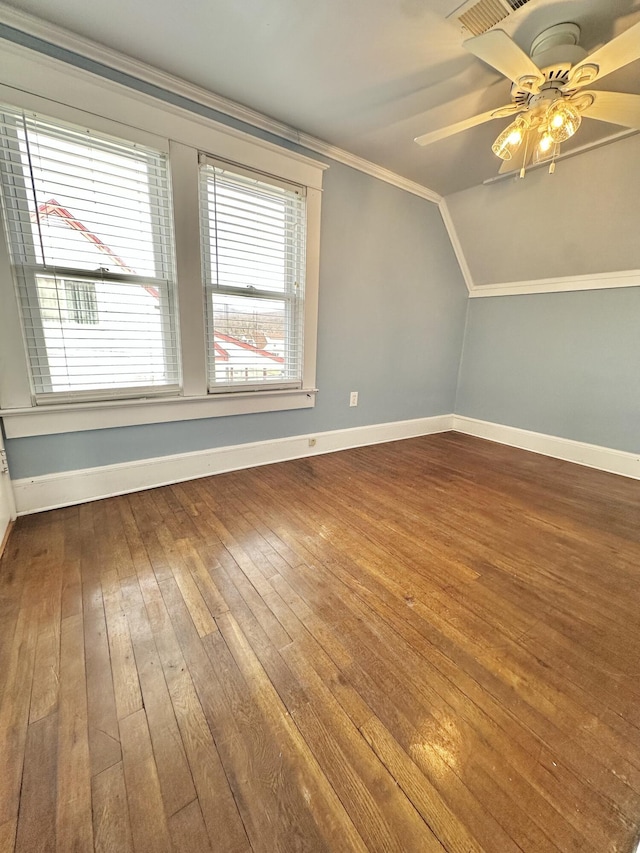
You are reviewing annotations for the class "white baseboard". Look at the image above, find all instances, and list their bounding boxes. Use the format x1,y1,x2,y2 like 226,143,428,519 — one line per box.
12,414,453,515
12,413,639,515
453,416,640,480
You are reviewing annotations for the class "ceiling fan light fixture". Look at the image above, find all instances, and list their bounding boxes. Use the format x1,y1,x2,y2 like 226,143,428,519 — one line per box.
545,99,582,143
491,114,529,160
533,128,559,166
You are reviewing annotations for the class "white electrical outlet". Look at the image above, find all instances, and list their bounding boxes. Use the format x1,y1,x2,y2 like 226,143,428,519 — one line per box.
350,391,358,407
308,437,316,447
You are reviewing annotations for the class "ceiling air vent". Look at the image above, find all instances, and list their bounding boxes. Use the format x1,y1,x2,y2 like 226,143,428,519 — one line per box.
447,0,534,37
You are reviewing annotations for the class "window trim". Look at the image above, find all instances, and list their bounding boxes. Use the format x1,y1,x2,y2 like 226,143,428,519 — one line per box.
0,44,326,437
198,156,307,395
0,388,318,438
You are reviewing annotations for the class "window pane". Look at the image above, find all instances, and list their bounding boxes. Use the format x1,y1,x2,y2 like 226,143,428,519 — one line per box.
200,160,306,392
203,174,297,293
209,293,291,388
3,114,170,276
36,277,98,324
28,275,177,394
0,107,179,399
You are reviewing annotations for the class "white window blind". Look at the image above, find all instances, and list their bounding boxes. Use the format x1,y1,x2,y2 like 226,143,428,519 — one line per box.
199,156,306,393
0,106,179,402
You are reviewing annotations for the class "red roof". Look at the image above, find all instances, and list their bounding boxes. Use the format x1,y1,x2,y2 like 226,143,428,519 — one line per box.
214,331,284,363
37,198,159,298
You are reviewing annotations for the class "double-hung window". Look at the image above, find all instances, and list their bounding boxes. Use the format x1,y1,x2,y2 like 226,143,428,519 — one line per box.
0,106,178,402
0,49,325,437
199,157,306,393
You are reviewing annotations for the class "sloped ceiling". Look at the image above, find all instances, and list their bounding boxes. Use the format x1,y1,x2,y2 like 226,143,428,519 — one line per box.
1,0,639,196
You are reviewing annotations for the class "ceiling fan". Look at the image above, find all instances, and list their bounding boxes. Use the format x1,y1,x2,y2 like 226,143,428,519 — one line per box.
415,19,640,176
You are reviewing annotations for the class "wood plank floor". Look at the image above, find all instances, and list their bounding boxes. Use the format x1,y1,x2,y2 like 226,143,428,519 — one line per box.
1,432,640,853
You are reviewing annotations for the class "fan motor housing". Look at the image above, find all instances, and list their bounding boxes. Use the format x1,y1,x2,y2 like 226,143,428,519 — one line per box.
531,23,581,55
511,71,570,108
511,23,588,108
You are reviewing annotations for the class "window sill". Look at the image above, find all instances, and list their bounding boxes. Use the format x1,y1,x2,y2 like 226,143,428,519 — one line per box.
0,388,318,438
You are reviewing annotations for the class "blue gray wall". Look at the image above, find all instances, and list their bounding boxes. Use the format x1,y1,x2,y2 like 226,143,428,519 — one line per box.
1,27,469,479
2,27,638,480
451,133,640,457
6,162,468,477
456,288,640,454
445,135,640,287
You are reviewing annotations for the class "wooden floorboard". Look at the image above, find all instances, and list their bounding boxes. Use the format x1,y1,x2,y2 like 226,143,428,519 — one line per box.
1,432,640,852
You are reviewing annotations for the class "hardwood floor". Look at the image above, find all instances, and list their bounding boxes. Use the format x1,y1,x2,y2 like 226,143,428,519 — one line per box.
1,432,640,852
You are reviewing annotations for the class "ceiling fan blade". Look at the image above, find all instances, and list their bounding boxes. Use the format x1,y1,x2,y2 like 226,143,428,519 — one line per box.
464,29,545,90
579,91,640,129
414,104,521,146
498,127,536,174
567,20,640,89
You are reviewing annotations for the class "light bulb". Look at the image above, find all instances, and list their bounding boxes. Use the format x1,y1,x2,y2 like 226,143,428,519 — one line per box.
533,127,558,166
539,134,553,153
492,115,529,161
545,99,581,143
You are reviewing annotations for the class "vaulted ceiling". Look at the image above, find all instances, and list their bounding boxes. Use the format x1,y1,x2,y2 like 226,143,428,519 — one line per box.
1,0,639,195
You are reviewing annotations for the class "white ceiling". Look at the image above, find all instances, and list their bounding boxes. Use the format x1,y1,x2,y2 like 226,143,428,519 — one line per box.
2,0,639,195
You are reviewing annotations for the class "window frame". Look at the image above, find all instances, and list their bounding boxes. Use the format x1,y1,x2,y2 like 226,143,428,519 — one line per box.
198,155,307,395
0,44,325,438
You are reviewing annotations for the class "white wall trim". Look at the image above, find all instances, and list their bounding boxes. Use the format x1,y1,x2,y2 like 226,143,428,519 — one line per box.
438,199,473,294
12,412,640,514
1,389,318,439
453,415,640,480
439,200,640,299
12,415,453,514
0,46,326,189
467,269,640,298
0,5,441,205
438,195,640,298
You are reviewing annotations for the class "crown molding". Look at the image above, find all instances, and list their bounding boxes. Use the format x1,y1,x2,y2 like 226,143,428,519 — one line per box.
439,195,640,298
0,4,442,204
468,268,640,297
